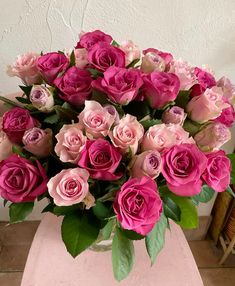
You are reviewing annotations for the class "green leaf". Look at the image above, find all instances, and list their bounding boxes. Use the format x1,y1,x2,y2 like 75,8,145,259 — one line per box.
163,196,181,222
183,119,204,137
126,58,140,68
41,203,54,213
192,185,215,203
227,154,235,184
123,100,151,121
9,202,34,224
15,97,31,104
140,118,161,129
92,201,111,219
120,228,145,240
226,185,235,198
12,145,26,158
61,213,100,257
175,90,191,109
111,40,120,47
54,105,78,121
87,68,103,78
53,205,80,216
69,50,76,66
112,227,135,281
145,213,168,265
19,85,32,97
101,219,115,240
44,113,59,124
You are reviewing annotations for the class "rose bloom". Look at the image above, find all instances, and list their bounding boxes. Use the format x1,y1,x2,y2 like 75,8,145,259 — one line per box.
162,106,186,125
22,127,52,158
194,122,231,152
55,124,87,164
48,168,94,209
0,154,47,203
74,48,88,69
191,67,216,97
104,104,120,125
78,101,116,139
214,105,235,127
37,52,69,84
30,85,54,113
119,40,140,66
217,76,235,105
169,59,197,90
76,30,112,49
7,52,42,85
202,150,231,193
130,150,162,179
54,66,92,107
78,138,122,181
87,42,125,72
186,87,229,123
0,131,13,161
92,66,143,105
114,176,162,236
109,114,144,154
142,71,180,108
162,144,207,196
2,107,39,144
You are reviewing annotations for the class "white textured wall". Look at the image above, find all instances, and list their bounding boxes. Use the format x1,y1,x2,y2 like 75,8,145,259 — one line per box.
0,0,235,219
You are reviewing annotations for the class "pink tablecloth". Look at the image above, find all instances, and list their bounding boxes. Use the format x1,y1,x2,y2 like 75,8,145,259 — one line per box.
21,213,203,286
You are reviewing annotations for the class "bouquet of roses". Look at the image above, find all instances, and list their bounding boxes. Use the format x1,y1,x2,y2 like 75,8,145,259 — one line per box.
1,29,235,281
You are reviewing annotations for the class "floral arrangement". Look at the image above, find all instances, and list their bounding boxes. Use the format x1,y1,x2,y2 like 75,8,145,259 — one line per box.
1,29,235,281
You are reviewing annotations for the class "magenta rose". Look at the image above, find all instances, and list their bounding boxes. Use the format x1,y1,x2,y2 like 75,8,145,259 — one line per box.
54,66,93,107
162,144,207,196
87,42,125,72
76,30,112,49
214,105,235,127
78,138,122,181
37,52,69,84
114,176,162,236
191,67,216,97
0,154,47,203
2,107,39,144
142,71,180,108
202,150,231,193
92,66,143,105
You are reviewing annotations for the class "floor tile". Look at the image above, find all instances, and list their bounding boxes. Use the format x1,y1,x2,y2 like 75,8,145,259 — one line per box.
200,268,235,286
0,272,23,286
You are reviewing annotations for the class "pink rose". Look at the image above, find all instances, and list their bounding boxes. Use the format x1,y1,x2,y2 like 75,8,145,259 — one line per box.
87,42,125,72
7,52,42,85
78,101,116,139
109,114,144,154
0,131,13,161
191,67,216,97
202,150,231,193
167,124,194,145
217,76,235,105
142,71,180,108
104,104,120,124
169,59,197,90
0,154,47,203
114,176,162,235
78,138,122,181
22,128,52,158
37,52,69,84
30,85,54,112
162,144,207,196
92,66,143,105
74,48,88,69
54,67,92,107
47,168,94,208
214,105,235,127
194,122,231,152
76,30,112,49
2,107,39,144
162,106,186,125
186,87,229,123
130,150,162,179
119,40,140,66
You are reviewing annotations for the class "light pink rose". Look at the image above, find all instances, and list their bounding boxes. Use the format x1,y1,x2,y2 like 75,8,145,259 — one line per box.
104,104,120,124
109,114,144,154
187,87,230,123
194,122,231,152
47,168,93,207
170,59,197,90
7,52,42,85
30,85,54,112
167,124,195,145
217,76,235,105
0,131,13,161
55,124,87,164
119,40,140,66
22,128,52,158
162,106,186,125
130,150,162,179
78,101,116,139
74,48,88,69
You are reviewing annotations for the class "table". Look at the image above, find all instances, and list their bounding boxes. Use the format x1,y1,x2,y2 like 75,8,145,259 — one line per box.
21,213,203,286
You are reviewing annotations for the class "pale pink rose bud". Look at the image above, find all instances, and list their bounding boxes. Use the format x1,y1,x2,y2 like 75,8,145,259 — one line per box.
194,123,231,152
162,106,186,125
0,131,13,161
217,76,235,105
186,87,230,123
30,85,54,113
130,150,162,179
104,104,120,124
55,124,87,164
141,52,166,73
74,48,88,69
22,127,53,158
119,40,141,66
7,52,42,85
109,114,144,155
